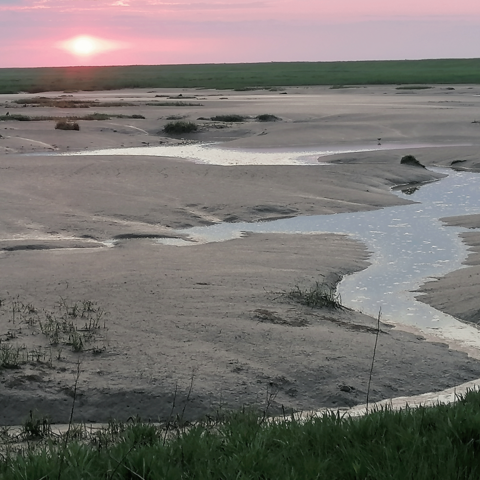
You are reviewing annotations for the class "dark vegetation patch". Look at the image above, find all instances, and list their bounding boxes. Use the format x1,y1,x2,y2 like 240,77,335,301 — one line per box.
0,113,145,122
11,97,134,108
400,155,426,168
55,120,79,131
210,114,247,122
166,115,187,120
396,85,433,90
256,114,280,122
0,114,33,121
163,120,198,134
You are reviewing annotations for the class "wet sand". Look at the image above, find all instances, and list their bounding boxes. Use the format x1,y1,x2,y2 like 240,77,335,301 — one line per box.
1,85,480,425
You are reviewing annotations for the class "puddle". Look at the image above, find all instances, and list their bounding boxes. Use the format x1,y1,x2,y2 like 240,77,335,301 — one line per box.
60,141,446,165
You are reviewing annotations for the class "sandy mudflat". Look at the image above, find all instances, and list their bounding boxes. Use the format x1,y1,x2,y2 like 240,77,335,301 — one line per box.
1,85,480,425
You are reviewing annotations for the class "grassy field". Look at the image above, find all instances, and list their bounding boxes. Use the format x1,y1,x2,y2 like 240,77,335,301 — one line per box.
2,390,480,479
0,58,480,94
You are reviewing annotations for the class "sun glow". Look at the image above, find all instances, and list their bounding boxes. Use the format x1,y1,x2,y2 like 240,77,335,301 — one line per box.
71,36,97,56
57,35,128,58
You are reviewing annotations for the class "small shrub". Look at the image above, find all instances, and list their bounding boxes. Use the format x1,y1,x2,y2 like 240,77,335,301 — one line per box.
210,114,246,122
22,411,51,439
0,342,23,368
285,281,342,309
256,114,280,122
163,120,198,134
55,120,79,131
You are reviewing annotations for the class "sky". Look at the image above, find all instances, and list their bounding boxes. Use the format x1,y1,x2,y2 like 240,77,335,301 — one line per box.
0,0,479,68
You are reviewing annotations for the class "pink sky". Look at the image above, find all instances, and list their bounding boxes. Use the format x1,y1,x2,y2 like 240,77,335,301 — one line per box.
1,0,480,67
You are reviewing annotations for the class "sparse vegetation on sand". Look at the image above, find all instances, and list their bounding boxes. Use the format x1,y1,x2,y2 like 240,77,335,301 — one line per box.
163,120,198,134
0,296,107,366
1,58,479,93
2,389,480,479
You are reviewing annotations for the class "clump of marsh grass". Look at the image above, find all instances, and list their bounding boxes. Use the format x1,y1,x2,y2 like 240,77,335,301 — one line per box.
284,280,342,309
0,341,24,369
55,120,79,131
163,120,198,134
256,114,280,122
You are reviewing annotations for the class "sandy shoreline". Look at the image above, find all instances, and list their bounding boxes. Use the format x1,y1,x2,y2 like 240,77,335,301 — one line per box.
1,85,480,425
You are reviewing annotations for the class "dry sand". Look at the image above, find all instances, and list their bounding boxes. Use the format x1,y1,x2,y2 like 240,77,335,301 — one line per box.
1,85,480,425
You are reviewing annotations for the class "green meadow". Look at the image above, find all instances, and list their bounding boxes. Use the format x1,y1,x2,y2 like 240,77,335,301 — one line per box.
1,58,480,93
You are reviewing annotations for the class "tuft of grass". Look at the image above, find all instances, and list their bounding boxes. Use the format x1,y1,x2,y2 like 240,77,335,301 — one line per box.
21,411,52,439
55,120,79,131
285,280,342,309
0,341,23,369
163,120,198,134
256,114,280,122
210,114,246,122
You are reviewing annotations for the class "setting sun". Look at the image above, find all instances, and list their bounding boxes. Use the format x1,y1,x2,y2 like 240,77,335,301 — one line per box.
71,36,97,56
56,35,129,60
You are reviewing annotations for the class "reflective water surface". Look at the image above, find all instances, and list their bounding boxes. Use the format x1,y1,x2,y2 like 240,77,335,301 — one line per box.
63,141,443,165
158,167,480,349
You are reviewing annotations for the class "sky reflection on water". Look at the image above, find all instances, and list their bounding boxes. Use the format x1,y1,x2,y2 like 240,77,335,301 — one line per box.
160,168,480,345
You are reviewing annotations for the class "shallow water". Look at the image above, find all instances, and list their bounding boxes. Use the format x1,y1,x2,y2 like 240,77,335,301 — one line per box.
62,141,442,165
156,167,480,350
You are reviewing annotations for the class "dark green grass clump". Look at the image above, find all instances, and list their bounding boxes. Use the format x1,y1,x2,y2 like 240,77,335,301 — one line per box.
3,391,480,479
210,114,246,122
55,120,79,131
163,120,198,134
256,113,280,122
